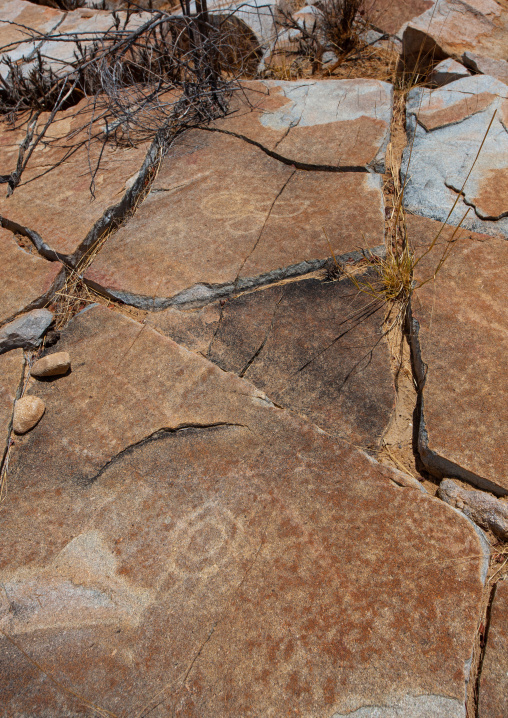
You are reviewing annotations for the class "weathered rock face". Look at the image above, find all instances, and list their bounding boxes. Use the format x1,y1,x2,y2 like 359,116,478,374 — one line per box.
402,75,508,237
0,228,62,325
479,580,508,718
0,305,488,717
402,0,508,83
407,214,508,494
0,309,54,354
85,78,391,308
0,99,151,258
149,271,395,451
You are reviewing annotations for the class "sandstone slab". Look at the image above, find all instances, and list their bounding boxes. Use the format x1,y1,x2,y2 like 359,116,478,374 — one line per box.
213,79,393,171
407,214,508,493
86,128,385,307
0,348,23,449
402,75,508,237
0,308,53,354
149,271,395,451
0,304,488,716
0,228,63,325
479,579,508,718
0,99,151,258
402,0,508,83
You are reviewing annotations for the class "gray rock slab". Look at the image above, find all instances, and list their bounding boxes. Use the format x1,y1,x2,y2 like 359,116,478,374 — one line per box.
0,304,487,717
0,309,53,354
402,75,508,236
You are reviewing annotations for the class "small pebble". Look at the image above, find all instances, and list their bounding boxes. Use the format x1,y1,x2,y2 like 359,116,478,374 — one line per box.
31,351,71,378
13,396,45,434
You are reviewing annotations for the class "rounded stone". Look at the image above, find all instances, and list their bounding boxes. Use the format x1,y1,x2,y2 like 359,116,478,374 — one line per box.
13,396,46,434
31,351,71,378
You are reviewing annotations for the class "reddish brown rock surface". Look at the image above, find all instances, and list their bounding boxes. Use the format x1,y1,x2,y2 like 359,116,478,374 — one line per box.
86,129,385,307
150,271,395,451
0,228,62,325
479,579,508,718
408,214,508,493
0,305,488,717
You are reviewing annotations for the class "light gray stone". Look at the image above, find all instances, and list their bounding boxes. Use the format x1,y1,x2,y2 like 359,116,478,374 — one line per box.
438,479,508,539
0,309,53,354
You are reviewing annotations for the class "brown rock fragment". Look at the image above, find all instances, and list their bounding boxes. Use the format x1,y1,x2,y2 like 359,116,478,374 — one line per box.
31,351,71,378
13,395,45,434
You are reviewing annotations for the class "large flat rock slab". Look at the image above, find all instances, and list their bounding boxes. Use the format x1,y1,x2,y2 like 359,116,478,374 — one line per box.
408,214,508,493
0,99,151,258
402,0,508,84
212,79,393,171
149,271,395,451
0,304,488,716
402,75,508,237
0,228,63,325
85,129,385,307
479,579,508,718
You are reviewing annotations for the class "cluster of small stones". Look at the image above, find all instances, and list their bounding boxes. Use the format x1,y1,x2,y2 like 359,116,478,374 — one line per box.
0,0,506,716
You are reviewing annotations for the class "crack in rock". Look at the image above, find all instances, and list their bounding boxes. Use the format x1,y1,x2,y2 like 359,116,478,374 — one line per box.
85,423,251,486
